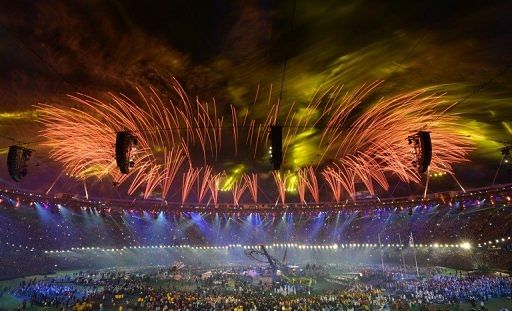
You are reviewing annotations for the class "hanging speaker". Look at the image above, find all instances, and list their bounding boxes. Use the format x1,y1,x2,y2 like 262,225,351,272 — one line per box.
269,126,283,170
115,131,137,174
408,131,432,174
418,131,432,173
7,145,32,182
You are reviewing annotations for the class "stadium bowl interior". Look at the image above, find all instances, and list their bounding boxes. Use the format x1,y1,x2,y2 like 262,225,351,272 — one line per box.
1,1,512,310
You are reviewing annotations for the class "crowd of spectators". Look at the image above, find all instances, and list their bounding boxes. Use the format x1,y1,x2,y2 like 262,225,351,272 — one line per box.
1,265,511,310
389,275,512,306
0,188,512,310
1,202,511,254
11,278,85,309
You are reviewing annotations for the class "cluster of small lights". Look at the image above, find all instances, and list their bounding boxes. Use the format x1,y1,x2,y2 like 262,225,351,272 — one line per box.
478,236,511,248
2,241,36,252
429,172,447,177
430,242,472,250
43,244,338,254
42,241,473,254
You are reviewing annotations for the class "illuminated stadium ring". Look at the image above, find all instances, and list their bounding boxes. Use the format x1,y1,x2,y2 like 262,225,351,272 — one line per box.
1,183,512,212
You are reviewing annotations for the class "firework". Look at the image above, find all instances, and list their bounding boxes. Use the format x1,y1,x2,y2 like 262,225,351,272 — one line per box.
302,167,320,203
232,179,247,206
36,78,472,204
208,172,223,205
243,173,258,203
182,167,201,204
197,166,212,203
37,80,209,200
322,167,343,203
297,171,307,204
272,171,287,204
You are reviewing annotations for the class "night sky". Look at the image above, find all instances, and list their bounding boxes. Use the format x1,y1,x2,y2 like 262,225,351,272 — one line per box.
1,0,512,199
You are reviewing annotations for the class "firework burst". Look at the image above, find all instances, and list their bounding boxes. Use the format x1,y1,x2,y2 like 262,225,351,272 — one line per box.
36,79,473,204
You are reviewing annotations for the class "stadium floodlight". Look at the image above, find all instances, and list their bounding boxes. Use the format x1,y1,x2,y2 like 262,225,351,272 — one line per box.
7,145,32,182
408,131,432,173
115,131,138,174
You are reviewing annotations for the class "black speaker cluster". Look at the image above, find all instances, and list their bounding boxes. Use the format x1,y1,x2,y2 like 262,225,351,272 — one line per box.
7,145,32,182
115,131,138,174
5,129,433,182
269,126,283,171
408,131,432,174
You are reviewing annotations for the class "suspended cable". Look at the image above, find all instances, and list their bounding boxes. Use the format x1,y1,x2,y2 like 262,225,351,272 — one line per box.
276,0,298,121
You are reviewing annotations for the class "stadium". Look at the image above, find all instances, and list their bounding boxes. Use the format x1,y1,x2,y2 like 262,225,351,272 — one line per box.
0,1,512,310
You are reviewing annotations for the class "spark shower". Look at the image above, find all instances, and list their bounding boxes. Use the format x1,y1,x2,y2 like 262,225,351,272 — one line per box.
36,79,472,204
